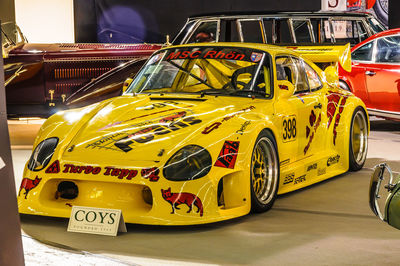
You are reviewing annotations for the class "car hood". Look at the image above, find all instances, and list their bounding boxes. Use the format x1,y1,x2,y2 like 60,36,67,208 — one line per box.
56,94,259,164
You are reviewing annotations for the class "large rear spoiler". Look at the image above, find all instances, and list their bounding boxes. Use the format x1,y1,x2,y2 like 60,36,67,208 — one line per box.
283,44,351,72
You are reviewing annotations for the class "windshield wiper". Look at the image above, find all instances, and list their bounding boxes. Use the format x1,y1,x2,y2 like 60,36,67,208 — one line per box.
167,60,216,90
197,88,232,96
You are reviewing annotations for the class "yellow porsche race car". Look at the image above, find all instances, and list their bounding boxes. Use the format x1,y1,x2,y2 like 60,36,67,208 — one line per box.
18,43,369,225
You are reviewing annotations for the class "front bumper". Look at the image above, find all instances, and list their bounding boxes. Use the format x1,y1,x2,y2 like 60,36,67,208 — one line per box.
18,160,250,225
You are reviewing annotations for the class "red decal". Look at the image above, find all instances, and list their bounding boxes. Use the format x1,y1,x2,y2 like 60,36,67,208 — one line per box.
202,106,255,134
18,176,42,199
326,91,348,145
159,111,186,123
215,141,240,169
304,110,322,155
161,187,203,217
202,122,222,134
204,50,217,58
45,160,60,174
141,167,160,182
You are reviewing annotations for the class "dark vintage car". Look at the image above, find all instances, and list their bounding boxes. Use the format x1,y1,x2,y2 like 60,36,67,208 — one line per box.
172,11,386,46
67,11,386,108
370,163,400,230
2,22,161,117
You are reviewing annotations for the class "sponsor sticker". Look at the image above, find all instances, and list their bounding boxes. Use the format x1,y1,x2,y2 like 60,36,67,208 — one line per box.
68,206,127,236
250,52,263,62
307,163,317,172
283,173,295,185
318,168,327,176
327,155,340,166
294,175,306,185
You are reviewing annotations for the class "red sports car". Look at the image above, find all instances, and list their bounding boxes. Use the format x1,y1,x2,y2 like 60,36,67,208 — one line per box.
339,29,400,120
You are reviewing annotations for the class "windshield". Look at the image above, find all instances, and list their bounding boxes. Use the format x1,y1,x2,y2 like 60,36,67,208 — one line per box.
126,46,272,97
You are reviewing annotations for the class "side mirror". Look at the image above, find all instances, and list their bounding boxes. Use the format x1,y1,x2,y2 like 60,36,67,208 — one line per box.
324,65,339,86
277,80,295,98
369,163,396,221
122,78,133,94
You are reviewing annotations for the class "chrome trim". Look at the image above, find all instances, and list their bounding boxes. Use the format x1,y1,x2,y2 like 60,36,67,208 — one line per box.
237,20,244,42
367,108,400,120
288,19,296,43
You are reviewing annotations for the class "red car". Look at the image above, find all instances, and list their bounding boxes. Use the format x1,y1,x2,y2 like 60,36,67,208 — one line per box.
339,29,400,120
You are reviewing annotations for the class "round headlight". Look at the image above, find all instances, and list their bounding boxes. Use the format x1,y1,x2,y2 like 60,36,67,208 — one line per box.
163,145,212,181
27,137,59,171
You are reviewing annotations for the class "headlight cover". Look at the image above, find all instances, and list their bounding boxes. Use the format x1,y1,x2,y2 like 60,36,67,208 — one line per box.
27,137,59,171
163,145,212,181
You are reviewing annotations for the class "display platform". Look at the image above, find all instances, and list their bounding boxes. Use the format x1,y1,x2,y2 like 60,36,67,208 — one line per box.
9,118,400,265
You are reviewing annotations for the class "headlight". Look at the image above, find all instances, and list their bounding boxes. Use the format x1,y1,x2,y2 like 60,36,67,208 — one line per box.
27,137,59,171
163,145,212,181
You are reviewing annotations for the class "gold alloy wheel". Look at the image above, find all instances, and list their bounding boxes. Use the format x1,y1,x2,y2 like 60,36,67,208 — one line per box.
351,110,368,165
251,137,278,205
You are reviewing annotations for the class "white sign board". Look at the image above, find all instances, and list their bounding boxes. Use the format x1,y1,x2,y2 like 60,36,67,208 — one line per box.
0,157,5,170
68,206,127,236
321,0,347,11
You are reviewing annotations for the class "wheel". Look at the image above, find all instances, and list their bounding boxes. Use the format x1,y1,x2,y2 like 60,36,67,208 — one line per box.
373,0,388,26
250,130,280,213
349,107,368,171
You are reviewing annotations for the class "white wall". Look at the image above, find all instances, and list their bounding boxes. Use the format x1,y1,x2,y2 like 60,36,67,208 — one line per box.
15,0,74,43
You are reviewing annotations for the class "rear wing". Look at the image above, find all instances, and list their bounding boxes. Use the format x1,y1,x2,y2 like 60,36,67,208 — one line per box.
284,44,351,72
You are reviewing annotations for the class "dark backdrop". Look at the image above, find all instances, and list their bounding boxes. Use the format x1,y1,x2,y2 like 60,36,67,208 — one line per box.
74,0,321,43
389,0,400,28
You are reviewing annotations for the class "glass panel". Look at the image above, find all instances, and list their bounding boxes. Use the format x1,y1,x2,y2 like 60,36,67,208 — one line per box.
275,20,292,43
187,21,218,43
292,20,312,43
276,56,309,93
327,20,360,45
263,19,273,43
172,20,196,45
356,21,368,42
352,41,373,61
304,63,322,91
219,20,240,42
240,20,264,43
376,36,400,63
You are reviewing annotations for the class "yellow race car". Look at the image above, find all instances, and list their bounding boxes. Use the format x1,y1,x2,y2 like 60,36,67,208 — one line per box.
18,43,369,225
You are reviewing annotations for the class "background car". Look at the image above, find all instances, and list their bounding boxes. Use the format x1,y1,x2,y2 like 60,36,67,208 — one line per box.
18,43,369,225
2,22,161,117
339,29,400,121
173,11,386,46
369,163,400,230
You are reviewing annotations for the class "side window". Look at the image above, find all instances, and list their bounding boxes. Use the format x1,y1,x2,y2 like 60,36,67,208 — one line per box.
310,18,327,43
187,21,218,43
376,36,400,63
292,20,312,43
219,20,240,42
352,42,374,62
263,19,273,43
304,63,322,91
276,56,309,94
275,19,292,43
240,20,264,43
330,20,360,45
356,21,368,42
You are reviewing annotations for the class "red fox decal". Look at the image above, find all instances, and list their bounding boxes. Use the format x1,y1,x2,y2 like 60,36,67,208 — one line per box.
19,176,42,199
161,188,204,217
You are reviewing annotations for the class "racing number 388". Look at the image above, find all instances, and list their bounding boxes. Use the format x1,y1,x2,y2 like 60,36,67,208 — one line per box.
283,116,296,142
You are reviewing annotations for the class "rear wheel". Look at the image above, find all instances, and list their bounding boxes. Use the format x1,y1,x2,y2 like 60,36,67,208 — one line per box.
349,107,368,171
250,130,279,213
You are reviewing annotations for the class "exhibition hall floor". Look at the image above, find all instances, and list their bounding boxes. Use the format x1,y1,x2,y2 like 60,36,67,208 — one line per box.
9,118,400,265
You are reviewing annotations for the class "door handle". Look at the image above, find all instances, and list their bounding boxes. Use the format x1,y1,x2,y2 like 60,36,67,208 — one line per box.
314,103,322,109
365,71,376,76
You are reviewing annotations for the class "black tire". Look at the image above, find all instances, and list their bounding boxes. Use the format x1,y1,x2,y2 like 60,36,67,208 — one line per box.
250,130,280,213
349,107,368,171
373,0,388,26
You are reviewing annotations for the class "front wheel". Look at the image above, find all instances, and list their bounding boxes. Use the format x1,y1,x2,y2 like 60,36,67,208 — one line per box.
250,130,279,213
349,107,368,171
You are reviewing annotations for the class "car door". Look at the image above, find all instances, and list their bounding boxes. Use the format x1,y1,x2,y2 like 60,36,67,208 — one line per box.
348,40,375,106
274,55,325,165
364,34,400,113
